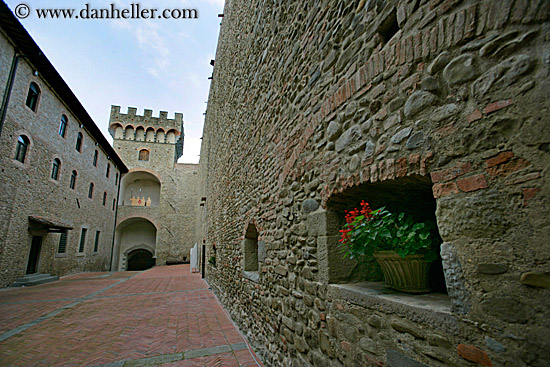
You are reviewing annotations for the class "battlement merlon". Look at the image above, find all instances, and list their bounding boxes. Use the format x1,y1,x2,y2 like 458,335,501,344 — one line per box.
109,105,184,133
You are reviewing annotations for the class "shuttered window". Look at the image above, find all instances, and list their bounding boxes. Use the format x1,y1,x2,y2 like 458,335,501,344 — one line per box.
58,232,67,254
78,228,87,253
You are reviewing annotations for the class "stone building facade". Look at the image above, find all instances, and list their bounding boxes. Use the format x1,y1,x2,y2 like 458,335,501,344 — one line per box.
109,106,199,270
0,2,128,287
199,0,550,366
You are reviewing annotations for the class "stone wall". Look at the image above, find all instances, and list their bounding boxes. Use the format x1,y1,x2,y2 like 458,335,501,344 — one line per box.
0,30,122,287
199,0,550,366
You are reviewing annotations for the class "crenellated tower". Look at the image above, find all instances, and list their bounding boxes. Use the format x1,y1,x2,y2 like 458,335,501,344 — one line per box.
107,106,198,271
109,105,184,167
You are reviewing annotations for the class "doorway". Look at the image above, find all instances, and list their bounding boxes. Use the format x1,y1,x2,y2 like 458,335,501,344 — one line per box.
26,236,43,274
127,249,155,271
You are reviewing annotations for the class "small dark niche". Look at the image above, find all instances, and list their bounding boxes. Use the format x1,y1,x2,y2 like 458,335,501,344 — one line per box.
377,8,400,44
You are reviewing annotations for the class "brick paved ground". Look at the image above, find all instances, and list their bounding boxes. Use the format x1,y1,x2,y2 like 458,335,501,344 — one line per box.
0,265,263,367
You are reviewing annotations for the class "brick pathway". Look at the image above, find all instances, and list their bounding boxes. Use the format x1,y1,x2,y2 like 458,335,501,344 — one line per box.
0,265,263,367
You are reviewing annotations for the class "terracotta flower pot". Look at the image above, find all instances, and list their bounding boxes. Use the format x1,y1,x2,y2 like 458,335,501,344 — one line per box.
373,251,433,294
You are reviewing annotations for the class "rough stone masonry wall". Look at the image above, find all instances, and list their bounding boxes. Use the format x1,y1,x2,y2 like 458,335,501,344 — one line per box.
200,0,549,366
0,33,120,287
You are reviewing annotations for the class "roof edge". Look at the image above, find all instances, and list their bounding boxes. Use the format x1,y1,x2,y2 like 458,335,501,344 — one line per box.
0,1,128,173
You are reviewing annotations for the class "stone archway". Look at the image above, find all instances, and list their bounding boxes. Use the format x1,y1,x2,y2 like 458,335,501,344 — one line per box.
127,248,155,271
120,170,161,207
113,218,157,271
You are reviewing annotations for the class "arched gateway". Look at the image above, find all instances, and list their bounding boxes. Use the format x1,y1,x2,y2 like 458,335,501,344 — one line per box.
127,248,155,271
113,217,157,271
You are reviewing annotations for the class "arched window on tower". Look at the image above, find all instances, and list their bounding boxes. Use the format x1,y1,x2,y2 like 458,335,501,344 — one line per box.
93,150,98,166
138,149,150,161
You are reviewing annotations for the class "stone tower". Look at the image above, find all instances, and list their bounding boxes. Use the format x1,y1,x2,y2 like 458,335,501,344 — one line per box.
110,106,184,167
109,106,199,270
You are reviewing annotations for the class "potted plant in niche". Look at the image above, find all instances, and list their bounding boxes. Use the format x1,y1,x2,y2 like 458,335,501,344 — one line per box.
339,201,438,293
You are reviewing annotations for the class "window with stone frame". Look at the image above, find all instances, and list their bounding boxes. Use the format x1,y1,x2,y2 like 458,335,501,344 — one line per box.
88,182,94,199
243,223,259,272
25,82,40,111
70,170,77,189
76,132,83,152
14,135,29,163
59,115,68,138
93,150,98,166
138,149,150,161
321,175,447,294
51,158,61,180
78,228,87,253
57,231,68,254
93,231,100,252
103,192,107,206
106,163,110,178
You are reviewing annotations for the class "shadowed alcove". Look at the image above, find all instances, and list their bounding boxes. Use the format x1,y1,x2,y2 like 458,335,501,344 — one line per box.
326,175,447,293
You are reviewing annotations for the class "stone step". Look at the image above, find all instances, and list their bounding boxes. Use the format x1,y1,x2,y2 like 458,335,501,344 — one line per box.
11,273,59,287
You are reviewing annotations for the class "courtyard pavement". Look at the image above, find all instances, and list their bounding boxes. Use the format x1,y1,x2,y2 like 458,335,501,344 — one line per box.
0,265,263,367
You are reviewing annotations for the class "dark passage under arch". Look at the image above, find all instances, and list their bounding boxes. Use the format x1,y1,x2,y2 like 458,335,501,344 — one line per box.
127,249,155,271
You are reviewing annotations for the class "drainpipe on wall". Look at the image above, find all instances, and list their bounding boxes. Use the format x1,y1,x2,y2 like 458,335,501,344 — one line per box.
0,52,21,138
109,172,122,271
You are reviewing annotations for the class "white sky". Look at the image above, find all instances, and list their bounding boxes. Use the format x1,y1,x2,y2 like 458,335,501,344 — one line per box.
4,0,225,163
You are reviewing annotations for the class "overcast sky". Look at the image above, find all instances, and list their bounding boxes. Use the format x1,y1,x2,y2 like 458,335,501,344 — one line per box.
4,0,225,163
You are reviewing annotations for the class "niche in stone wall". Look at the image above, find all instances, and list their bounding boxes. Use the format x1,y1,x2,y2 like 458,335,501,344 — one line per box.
242,223,260,283
377,8,399,45
325,175,447,293
243,224,258,271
